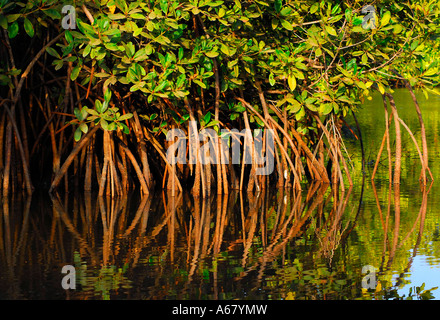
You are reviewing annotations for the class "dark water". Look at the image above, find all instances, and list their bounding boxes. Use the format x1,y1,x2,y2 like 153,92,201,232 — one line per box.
0,89,439,300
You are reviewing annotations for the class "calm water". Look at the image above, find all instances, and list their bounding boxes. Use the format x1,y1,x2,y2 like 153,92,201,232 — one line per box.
0,89,439,300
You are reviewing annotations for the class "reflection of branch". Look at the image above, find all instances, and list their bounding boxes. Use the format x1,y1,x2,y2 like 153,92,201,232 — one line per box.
123,196,151,237
12,195,32,265
50,193,98,263
386,184,401,269
340,174,366,244
316,185,353,261
393,182,431,287
234,183,328,282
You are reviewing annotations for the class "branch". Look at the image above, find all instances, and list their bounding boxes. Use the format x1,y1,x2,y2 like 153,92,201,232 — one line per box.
49,124,100,193
12,32,65,106
82,4,95,24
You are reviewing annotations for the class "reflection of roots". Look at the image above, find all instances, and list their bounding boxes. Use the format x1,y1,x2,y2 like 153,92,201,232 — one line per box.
314,187,352,263
372,90,433,186
316,223,349,263
48,182,357,298
2,161,432,299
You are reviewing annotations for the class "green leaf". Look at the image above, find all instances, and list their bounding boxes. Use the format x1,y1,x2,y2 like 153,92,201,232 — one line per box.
220,43,230,56
118,113,133,121
381,11,391,27
74,107,83,121
274,0,282,13
43,9,62,20
104,42,120,51
155,80,167,92
280,7,292,16
295,106,305,121
331,4,340,15
79,122,88,134
114,0,128,13
286,101,301,113
377,83,385,95
130,13,146,20
102,100,109,113
218,7,225,18
310,3,319,14
46,47,60,59
205,51,219,58
155,35,171,45
81,107,88,120
353,17,363,26
100,118,109,130
82,45,91,57
203,111,211,124
393,24,403,34
361,53,368,65
74,127,82,141
103,28,122,38
6,14,21,23
65,29,74,43
320,103,333,115
71,65,81,81
0,74,11,86
95,100,103,113
125,42,135,58
133,48,148,61
325,25,337,37
288,74,296,91
160,0,168,14
193,79,207,89
7,21,18,39
104,89,112,102
23,18,34,37
0,15,7,30
424,68,438,76
108,13,126,20
280,19,293,31
86,109,99,117
120,123,130,134
206,1,224,7
269,73,275,86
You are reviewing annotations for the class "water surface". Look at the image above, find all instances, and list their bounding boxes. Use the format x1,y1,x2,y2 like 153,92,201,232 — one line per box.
0,89,439,300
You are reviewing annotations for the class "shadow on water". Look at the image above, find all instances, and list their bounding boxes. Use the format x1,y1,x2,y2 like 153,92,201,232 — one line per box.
0,175,437,300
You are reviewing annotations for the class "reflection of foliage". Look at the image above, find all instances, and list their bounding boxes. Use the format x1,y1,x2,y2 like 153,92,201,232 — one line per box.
269,260,351,300
366,283,438,300
74,251,132,300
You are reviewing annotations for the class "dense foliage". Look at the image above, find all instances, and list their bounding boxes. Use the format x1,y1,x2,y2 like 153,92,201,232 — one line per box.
1,0,439,196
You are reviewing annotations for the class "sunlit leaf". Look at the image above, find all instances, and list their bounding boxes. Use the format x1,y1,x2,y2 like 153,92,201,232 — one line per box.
288,75,296,91
23,18,34,37
381,11,391,27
